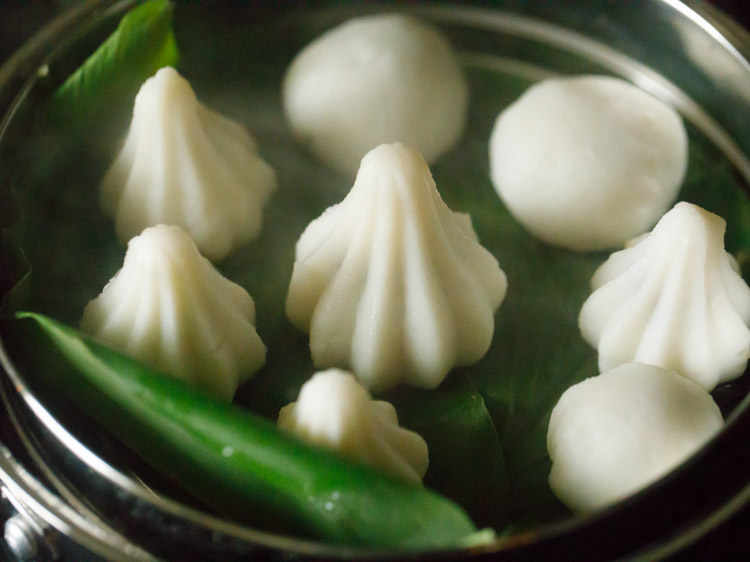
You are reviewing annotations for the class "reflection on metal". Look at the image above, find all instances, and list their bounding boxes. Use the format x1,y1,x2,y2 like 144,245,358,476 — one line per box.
5,513,47,561
421,4,750,184
2,484,59,562
0,393,159,561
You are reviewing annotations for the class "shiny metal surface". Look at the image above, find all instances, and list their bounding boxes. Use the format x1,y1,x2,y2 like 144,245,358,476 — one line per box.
1,1,749,560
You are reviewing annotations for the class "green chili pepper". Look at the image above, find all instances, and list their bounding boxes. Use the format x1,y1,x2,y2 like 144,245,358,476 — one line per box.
1,312,483,550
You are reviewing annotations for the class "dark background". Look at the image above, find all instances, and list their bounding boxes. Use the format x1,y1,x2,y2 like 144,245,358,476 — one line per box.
0,1,748,561
712,0,750,28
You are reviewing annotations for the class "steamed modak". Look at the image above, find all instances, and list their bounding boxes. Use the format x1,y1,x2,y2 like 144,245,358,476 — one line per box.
286,143,507,392
81,224,266,400
101,67,276,261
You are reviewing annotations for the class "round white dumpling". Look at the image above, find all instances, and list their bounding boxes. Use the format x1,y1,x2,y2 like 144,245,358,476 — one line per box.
283,13,468,177
80,224,266,400
278,369,429,484
547,363,723,513
489,75,687,251
102,67,277,261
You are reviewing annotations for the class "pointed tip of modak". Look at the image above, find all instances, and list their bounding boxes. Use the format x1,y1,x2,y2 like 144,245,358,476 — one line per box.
125,224,203,267
355,142,431,184
656,201,726,237
129,222,196,248
618,201,728,270
137,65,196,105
361,142,425,166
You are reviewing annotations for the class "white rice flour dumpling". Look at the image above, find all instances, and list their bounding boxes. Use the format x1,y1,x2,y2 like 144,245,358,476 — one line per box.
579,202,750,390
283,14,468,177
81,225,267,400
489,75,687,252
101,67,277,261
547,362,723,513
286,143,507,392
278,369,429,484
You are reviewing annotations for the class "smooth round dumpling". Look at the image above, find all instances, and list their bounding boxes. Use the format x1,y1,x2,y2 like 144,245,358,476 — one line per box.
489,75,687,251
278,369,429,484
283,13,468,177
285,143,507,392
101,67,277,261
547,362,723,513
80,224,266,400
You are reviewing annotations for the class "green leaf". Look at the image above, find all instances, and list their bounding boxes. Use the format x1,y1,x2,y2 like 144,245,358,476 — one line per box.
0,229,30,313
2,312,481,549
679,128,750,281
1,0,180,323
386,375,513,529
0,175,31,313
45,0,179,134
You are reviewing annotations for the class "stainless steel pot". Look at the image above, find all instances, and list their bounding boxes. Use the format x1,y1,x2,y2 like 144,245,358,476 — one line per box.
1,1,749,560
